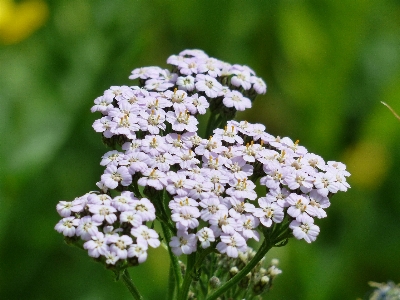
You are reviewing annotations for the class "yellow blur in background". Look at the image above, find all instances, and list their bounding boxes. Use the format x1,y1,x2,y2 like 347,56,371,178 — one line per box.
0,0,48,44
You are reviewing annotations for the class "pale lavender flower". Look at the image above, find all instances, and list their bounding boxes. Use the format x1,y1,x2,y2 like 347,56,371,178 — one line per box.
209,210,237,237
224,156,253,180
169,231,197,256
89,204,117,224
230,69,252,90
253,198,284,227
120,152,149,174
56,201,74,217
83,232,109,258
108,235,133,260
169,196,199,212
286,194,316,222
250,76,267,94
120,211,143,227
190,93,209,115
92,116,115,138
101,165,132,189
128,243,148,263
104,250,119,265
313,172,339,197
112,192,136,211
216,232,247,258
223,90,251,111
166,110,198,132
141,135,170,156
289,215,320,243
91,94,114,114
226,178,257,200
131,225,160,248
138,109,166,134
76,216,101,241
130,198,156,222
100,150,123,166
171,206,200,230
199,197,227,221
137,168,167,190
283,169,313,193
308,189,330,219
236,214,260,241
55,217,79,237
129,66,163,80
176,75,195,91
195,74,223,98
196,227,215,248
146,152,175,172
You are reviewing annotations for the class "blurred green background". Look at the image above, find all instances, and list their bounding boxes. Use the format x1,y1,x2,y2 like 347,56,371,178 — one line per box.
1,0,400,299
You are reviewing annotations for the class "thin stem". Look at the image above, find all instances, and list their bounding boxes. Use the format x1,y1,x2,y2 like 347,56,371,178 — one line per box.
121,269,143,300
178,252,197,300
161,222,183,291
167,263,176,300
206,239,272,300
205,111,219,138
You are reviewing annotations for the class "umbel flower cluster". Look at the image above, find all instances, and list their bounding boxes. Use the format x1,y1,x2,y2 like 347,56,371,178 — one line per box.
55,49,350,299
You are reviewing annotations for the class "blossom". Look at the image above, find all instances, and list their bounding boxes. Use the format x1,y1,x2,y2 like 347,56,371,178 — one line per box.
108,235,133,260
83,232,109,258
101,165,132,189
55,217,79,237
128,243,148,263
216,232,247,258
195,74,223,98
223,90,251,111
56,49,351,269
169,231,197,255
76,216,101,241
196,227,215,248
131,225,160,248
289,215,320,243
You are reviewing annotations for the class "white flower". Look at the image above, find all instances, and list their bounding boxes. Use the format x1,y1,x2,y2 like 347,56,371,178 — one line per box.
169,231,197,255
128,243,148,263
131,225,160,248
216,232,247,258
196,227,215,248
54,217,79,237
223,91,251,111
289,215,320,243
195,74,223,98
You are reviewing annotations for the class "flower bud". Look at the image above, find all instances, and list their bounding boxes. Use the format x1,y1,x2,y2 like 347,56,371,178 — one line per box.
209,276,221,289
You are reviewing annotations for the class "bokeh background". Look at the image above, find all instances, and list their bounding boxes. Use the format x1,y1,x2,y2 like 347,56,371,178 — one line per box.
1,1,400,299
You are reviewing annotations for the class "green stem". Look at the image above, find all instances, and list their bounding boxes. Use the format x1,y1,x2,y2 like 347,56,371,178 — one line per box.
206,239,272,300
167,263,176,300
205,111,219,138
121,269,143,300
178,252,197,300
161,222,183,291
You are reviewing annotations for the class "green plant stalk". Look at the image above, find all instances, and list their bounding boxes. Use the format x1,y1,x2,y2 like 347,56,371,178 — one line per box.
178,251,197,300
167,264,176,300
121,269,143,300
205,239,273,300
161,222,183,291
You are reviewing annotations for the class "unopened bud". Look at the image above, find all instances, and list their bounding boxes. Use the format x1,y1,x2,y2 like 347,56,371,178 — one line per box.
209,276,221,289
271,258,279,266
230,266,239,277
268,265,282,277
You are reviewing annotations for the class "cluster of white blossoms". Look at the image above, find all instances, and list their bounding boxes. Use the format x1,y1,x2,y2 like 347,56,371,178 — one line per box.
55,49,350,266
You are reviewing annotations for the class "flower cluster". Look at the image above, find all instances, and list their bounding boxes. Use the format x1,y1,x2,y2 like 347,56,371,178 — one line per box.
55,191,159,265
55,49,350,269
